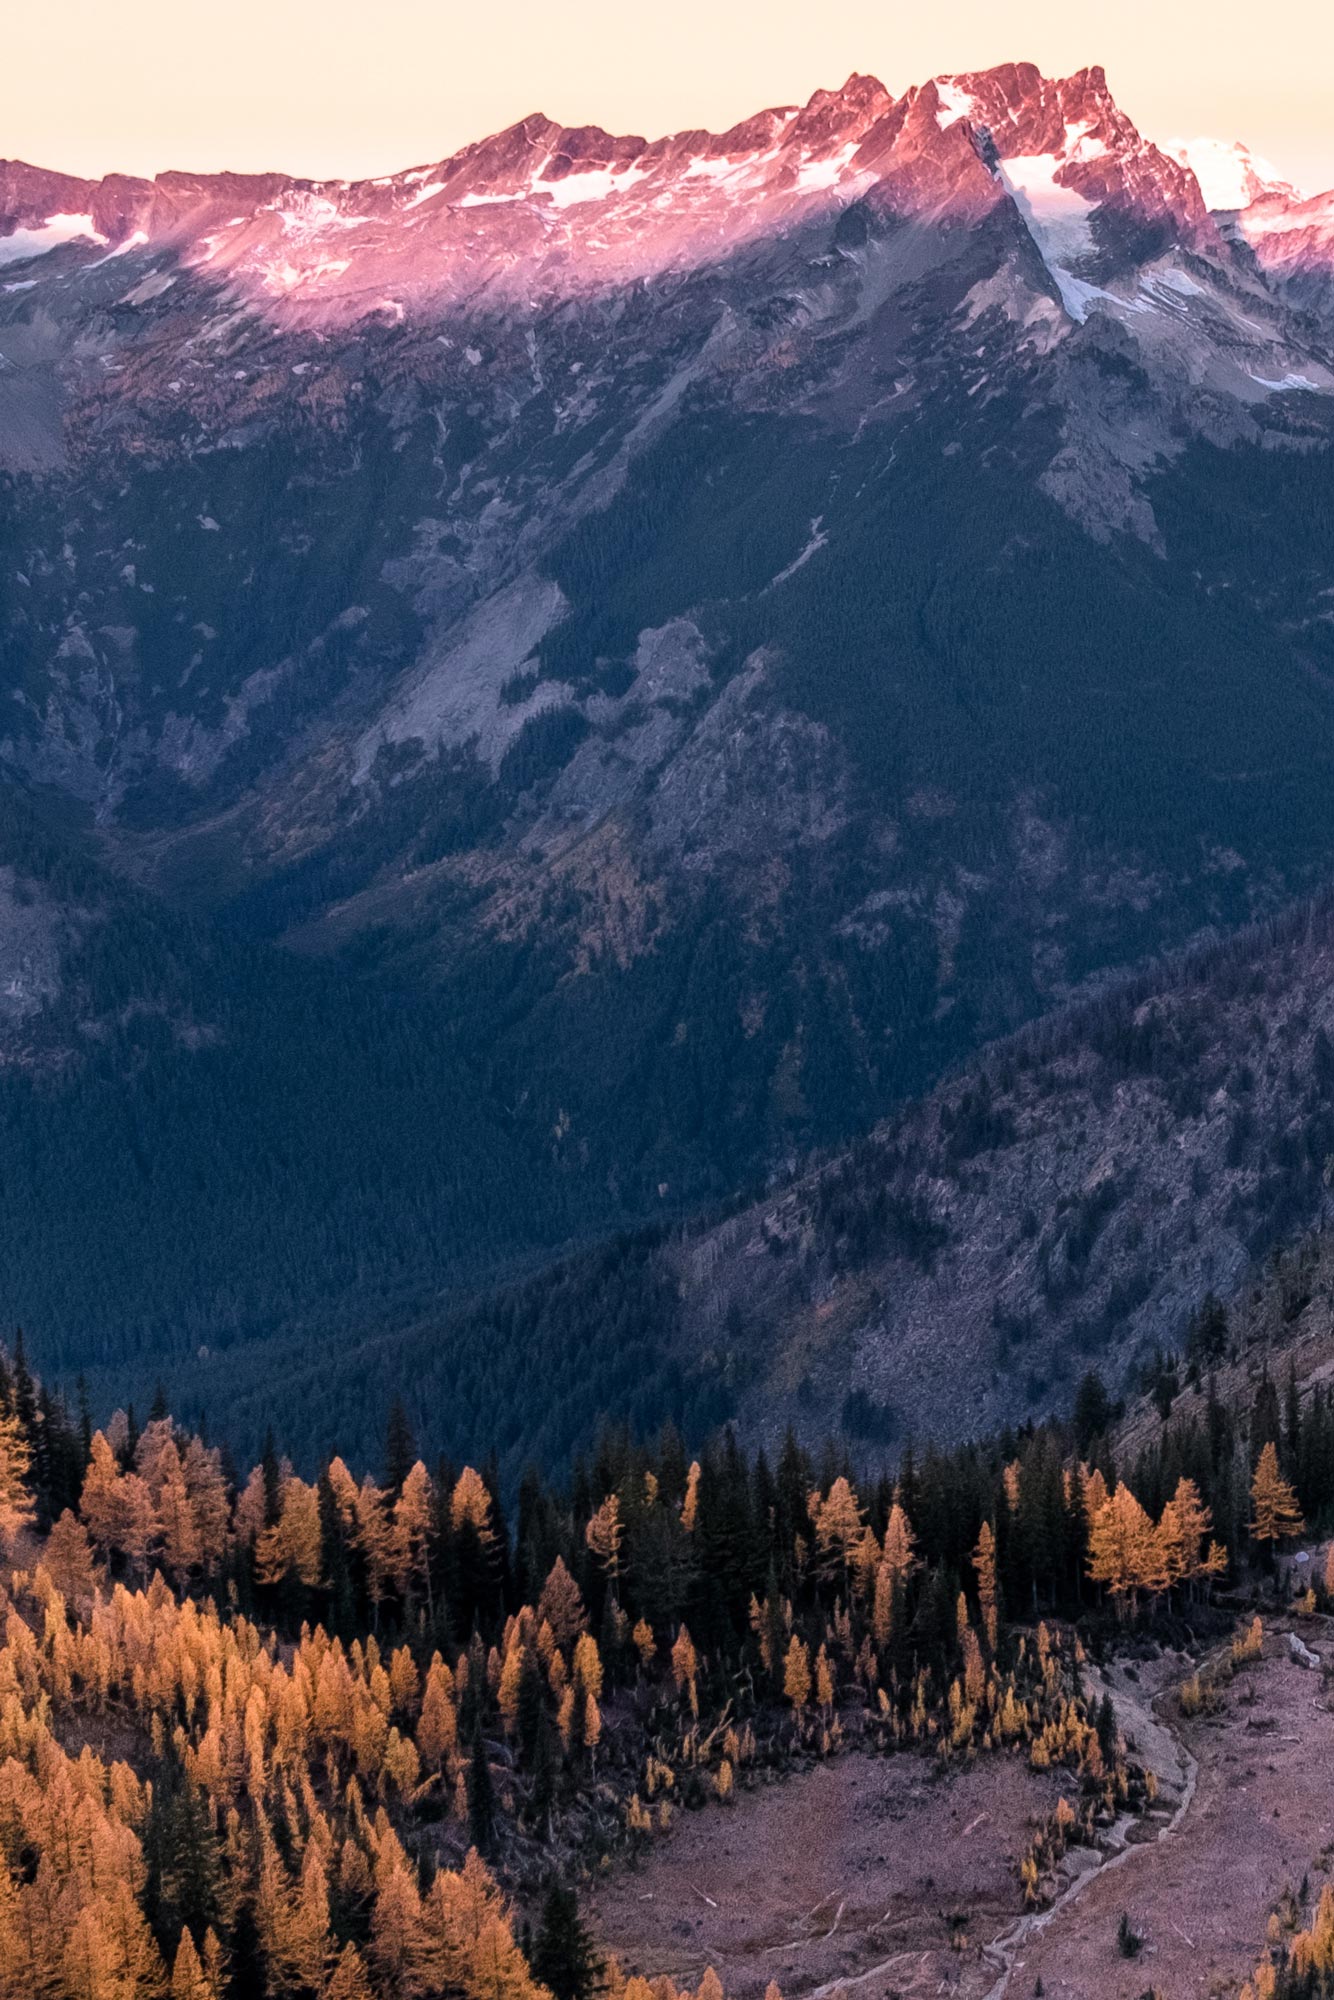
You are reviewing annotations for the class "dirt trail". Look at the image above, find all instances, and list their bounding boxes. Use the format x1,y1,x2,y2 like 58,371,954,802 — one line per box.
1001,1622,1334,1998
979,1652,1199,1999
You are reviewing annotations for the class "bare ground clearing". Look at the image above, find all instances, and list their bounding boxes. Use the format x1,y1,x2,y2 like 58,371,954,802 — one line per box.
592,1619,1334,2000
590,1750,1071,2000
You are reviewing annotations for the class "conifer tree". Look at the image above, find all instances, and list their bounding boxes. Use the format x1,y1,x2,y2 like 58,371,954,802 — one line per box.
384,1397,418,1500
171,1929,212,2000
585,1495,624,1595
972,1520,999,1653
469,1728,497,1856
782,1635,811,1710
0,1403,34,1553
531,1882,602,2000
43,1507,97,1606
537,1558,588,1650
1250,1441,1305,1552
1087,1484,1161,1619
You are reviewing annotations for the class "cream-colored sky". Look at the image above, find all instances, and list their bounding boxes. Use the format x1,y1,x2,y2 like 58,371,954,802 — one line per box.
5,0,1331,194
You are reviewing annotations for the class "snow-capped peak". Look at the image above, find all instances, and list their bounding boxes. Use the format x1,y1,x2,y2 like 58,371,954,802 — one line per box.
1166,136,1301,213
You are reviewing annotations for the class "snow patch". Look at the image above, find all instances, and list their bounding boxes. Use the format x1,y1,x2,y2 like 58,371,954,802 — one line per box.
1054,275,1152,321
87,231,150,268
999,156,1097,262
770,516,829,586
1236,189,1334,240
1247,369,1322,392
1063,121,1107,163
935,80,977,129
683,146,784,186
794,144,859,193
268,194,373,238
683,155,735,180
1146,266,1205,296
119,271,176,306
535,164,648,207
0,213,105,267
997,156,1101,319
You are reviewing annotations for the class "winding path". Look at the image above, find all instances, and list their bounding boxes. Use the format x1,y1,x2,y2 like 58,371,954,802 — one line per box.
979,1663,1200,2000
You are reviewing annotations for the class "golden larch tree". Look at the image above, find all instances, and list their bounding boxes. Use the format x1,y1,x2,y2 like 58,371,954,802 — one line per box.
972,1520,998,1652
0,1405,34,1555
1250,1442,1305,1550
783,1635,811,1710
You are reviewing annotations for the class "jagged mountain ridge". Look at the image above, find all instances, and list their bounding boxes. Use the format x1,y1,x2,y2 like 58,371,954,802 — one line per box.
2,60,1327,318
4,60,1334,1444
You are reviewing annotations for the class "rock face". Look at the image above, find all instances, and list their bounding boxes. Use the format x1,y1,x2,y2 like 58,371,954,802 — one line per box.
3,62,1334,1432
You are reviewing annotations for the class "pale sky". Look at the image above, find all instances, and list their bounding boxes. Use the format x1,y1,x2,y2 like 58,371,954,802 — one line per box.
5,0,1332,195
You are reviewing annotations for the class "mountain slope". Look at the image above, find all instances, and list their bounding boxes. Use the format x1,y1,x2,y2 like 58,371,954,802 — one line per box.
87,888,1334,1477
3,61,1334,1444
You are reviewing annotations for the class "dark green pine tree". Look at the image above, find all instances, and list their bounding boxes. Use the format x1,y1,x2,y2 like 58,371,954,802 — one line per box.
774,1428,809,1595
260,1428,282,1530
384,1397,417,1500
76,1374,93,1464
909,1563,957,1681
162,1779,225,1945
527,1709,559,1837
318,1468,357,1639
451,1516,497,1640
226,1897,268,2000
1250,1369,1282,1465
1284,1364,1303,1470
1072,1368,1113,1455
10,1332,50,1517
143,1753,224,1953
122,1403,140,1471
531,1881,602,2000
516,1642,547,1764
39,1387,84,1520
1096,1692,1118,1766
693,1429,757,1643
1187,1293,1229,1372
468,1727,497,1856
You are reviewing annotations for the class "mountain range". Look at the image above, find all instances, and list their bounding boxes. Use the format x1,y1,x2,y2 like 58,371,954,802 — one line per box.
3,59,1334,1466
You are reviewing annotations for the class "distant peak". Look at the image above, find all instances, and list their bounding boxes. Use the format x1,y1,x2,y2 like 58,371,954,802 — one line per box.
1166,135,1302,212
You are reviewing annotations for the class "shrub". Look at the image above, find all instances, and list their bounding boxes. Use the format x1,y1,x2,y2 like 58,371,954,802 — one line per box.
1117,1913,1144,1959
